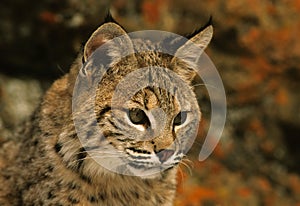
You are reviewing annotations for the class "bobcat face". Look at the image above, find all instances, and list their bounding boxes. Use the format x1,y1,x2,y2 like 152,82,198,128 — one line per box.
96,84,198,177
72,17,213,178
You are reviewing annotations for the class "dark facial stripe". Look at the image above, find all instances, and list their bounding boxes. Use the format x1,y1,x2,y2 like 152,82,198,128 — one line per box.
108,119,118,130
116,138,128,142
131,100,144,107
127,147,151,154
96,106,111,122
102,130,123,138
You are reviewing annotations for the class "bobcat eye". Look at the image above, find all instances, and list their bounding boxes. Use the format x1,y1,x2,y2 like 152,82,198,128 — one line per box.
128,108,149,125
173,111,188,126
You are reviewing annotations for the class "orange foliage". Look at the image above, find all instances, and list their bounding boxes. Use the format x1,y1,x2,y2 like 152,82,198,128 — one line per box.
240,56,273,83
234,86,260,105
237,187,252,198
197,118,208,141
176,186,217,206
275,88,288,106
261,140,275,154
226,0,261,16
266,79,280,92
288,174,300,196
212,143,225,160
241,27,261,52
193,159,206,171
176,168,188,194
266,4,277,15
39,11,60,24
264,196,276,206
238,25,295,106
248,118,266,137
255,177,272,193
141,0,166,24
188,187,216,202
293,0,300,11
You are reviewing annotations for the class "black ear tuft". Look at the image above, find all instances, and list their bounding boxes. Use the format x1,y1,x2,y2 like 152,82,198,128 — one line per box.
101,10,126,31
104,11,118,23
186,16,213,39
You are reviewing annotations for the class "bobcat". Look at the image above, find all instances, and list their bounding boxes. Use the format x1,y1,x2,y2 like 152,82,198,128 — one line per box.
0,14,213,205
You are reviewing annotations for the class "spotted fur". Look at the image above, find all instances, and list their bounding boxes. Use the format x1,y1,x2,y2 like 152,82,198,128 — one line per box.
0,15,213,205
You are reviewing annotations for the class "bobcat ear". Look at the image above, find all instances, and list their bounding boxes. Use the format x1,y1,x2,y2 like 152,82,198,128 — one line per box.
171,24,213,82
83,22,134,63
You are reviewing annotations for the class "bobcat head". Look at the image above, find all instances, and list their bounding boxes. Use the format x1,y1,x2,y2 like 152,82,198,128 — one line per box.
71,15,213,178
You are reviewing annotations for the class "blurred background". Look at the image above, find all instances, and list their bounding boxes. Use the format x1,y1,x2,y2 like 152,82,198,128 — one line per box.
0,0,300,205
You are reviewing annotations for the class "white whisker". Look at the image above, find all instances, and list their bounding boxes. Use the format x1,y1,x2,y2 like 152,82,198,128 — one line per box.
180,158,194,175
192,83,218,90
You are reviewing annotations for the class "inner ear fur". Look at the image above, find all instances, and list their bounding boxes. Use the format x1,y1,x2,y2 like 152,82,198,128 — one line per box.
83,22,132,62
171,25,213,82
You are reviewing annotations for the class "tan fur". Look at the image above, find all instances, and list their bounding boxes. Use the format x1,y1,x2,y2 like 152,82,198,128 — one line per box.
0,19,213,205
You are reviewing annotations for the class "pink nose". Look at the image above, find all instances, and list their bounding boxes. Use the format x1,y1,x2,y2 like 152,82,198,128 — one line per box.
155,149,175,163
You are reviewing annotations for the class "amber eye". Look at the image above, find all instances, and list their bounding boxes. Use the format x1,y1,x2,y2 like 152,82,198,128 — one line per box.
128,108,149,125
173,111,188,126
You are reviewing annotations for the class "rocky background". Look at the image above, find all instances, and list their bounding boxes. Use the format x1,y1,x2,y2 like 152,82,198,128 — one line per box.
1,0,300,205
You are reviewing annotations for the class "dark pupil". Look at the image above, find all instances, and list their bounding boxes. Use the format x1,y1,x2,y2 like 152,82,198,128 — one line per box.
128,108,148,125
174,111,187,126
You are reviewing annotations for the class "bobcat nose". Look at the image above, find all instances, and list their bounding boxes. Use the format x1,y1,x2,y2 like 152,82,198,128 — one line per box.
155,149,175,163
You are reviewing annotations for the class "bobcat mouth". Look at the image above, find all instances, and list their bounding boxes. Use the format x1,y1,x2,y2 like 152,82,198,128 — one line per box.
128,161,178,169
125,148,181,173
